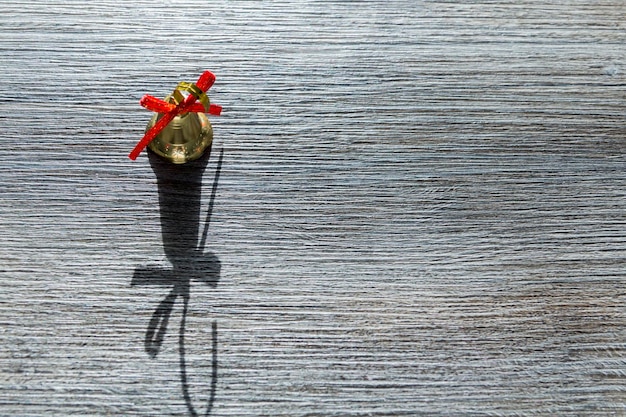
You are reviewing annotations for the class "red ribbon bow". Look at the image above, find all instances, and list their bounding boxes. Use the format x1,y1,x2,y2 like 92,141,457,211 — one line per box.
129,71,222,160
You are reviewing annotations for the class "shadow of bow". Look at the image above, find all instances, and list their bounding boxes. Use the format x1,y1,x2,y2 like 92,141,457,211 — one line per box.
132,146,223,417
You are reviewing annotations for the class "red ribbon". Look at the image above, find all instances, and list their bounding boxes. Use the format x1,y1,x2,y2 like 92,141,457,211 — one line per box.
129,71,222,161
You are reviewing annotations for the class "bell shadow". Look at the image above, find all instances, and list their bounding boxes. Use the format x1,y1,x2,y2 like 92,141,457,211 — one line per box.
132,146,223,417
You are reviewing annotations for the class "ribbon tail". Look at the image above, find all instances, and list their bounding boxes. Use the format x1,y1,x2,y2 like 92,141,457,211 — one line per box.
208,104,222,116
185,103,222,116
140,95,175,113
196,71,216,92
129,112,176,160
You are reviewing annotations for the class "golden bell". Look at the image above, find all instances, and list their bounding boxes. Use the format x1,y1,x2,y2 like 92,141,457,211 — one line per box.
146,107,213,164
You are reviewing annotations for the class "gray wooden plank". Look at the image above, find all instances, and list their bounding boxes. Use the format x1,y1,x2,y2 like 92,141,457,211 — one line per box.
0,1,624,416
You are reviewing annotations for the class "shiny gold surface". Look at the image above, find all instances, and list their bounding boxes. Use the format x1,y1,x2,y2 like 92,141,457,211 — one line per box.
146,110,213,164
176,81,210,111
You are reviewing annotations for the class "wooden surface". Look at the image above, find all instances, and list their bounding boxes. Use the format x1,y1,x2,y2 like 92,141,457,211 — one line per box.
1,1,625,416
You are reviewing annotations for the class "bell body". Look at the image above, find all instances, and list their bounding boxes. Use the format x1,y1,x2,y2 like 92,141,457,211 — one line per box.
147,111,213,164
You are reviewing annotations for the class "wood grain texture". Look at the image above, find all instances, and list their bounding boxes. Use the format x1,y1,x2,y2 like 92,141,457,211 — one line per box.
0,1,624,416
